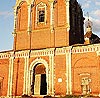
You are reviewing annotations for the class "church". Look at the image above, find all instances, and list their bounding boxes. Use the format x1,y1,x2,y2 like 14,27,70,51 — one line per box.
0,0,100,97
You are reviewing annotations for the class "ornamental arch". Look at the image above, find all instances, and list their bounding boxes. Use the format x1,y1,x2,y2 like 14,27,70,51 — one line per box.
15,0,30,7
28,58,49,95
72,57,98,95
16,1,28,31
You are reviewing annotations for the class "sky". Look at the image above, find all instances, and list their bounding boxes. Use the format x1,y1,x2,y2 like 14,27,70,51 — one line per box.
0,0,100,51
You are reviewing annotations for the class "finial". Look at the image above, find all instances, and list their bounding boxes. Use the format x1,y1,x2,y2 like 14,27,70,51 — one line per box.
85,12,92,28
87,12,89,21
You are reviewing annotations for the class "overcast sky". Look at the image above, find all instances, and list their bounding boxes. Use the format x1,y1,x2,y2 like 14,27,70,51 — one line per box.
0,0,100,51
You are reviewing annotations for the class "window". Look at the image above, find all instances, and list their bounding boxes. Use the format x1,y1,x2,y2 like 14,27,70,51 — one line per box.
36,2,47,24
39,10,45,22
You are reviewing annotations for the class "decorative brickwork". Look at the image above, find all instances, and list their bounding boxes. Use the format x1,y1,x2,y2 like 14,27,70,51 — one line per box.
0,0,100,97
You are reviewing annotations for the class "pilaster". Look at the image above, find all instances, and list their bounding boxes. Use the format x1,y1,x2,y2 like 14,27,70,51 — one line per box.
13,7,17,34
27,5,32,34
49,0,55,33
65,0,70,30
23,56,29,95
65,47,72,95
49,51,55,96
7,55,14,97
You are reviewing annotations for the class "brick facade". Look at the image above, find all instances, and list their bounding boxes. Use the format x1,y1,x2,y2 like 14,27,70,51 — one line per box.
0,0,100,98
1,45,100,97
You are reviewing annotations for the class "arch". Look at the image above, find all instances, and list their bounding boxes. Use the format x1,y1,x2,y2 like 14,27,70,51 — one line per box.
16,0,30,8
16,1,28,31
35,1,47,24
29,58,48,70
73,57,95,68
28,58,49,95
72,56,97,95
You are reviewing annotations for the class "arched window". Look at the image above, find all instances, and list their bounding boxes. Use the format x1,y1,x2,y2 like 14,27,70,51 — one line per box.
36,2,47,24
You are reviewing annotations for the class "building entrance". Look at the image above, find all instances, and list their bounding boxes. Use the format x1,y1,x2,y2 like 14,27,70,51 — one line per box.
32,63,47,95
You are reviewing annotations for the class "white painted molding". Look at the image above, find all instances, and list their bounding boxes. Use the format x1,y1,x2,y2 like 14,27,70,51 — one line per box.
36,2,47,25
0,44,100,59
7,57,14,97
65,0,70,30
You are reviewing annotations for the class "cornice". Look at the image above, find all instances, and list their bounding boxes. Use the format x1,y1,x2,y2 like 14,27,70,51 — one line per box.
0,44,100,59
72,44,100,54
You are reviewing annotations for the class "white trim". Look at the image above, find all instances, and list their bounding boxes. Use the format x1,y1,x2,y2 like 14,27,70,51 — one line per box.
7,57,14,97
79,73,90,76
66,53,69,95
23,56,30,95
15,0,30,9
65,0,70,29
36,2,47,25
49,1,54,33
50,2,53,26
13,8,17,32
49,55,54,95
49,56,52,95
66,47,72,95
27,5,31,34
23,57,29,95
69,52,72,94
7,58,11,97
0,45,100,59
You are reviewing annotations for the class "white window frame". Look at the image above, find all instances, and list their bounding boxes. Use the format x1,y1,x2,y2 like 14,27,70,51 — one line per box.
36,2,47,25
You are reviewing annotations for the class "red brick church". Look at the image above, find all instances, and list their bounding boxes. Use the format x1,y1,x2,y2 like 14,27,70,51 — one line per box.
0,0,100,97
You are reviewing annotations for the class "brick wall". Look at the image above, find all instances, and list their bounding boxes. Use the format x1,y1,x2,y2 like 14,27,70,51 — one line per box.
0,59,9,96
55,55,66,95
12,58,24,96
72,52,100,95
15,0,69,50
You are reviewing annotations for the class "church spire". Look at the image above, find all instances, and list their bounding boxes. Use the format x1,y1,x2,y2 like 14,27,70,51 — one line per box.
85,12,92,33
84,12,93,44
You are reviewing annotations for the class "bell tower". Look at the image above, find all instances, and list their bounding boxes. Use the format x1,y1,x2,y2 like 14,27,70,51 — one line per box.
13,0,84,51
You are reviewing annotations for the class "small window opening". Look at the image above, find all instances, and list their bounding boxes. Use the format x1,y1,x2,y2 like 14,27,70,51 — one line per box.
39,10,45,22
